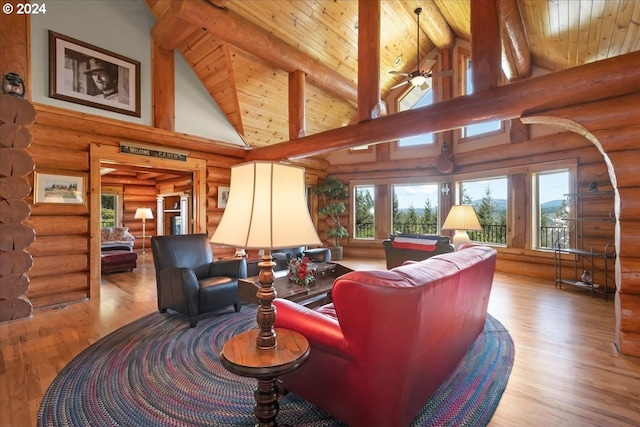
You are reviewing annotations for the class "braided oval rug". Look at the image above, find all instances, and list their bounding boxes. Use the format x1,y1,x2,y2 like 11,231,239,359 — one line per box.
38,307,514,427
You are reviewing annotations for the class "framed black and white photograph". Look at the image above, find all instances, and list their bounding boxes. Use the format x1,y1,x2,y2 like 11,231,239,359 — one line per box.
49,31,141,117
34,171,86,205
218,186,230,209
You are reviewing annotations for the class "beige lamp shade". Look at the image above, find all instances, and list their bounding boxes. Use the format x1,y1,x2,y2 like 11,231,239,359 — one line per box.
210,161,321,250
442,205,481,250
134,207,154,220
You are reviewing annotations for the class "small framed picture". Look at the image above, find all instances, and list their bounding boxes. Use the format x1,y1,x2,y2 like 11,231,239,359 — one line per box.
34,171,86,205
218,186,230,209
49,30,141,117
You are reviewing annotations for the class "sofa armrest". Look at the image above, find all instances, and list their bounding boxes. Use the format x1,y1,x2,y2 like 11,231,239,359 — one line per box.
209,258,247,279
304,247,331,263
274,298,351,358
159,267,200,315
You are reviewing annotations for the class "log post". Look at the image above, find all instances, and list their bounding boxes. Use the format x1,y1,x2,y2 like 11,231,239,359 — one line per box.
0,95,36,322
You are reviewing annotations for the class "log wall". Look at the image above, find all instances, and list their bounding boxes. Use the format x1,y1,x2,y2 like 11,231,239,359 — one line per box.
24,105,246,309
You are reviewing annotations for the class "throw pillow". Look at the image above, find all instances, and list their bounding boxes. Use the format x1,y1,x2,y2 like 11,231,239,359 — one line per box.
112,227,130,241
101,228,112,241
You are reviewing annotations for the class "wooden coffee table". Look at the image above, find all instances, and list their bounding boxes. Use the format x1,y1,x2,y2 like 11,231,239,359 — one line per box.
238,262,352,307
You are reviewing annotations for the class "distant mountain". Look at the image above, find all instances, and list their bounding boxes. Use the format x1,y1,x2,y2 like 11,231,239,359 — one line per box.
469,199,507,212
541,199,566,211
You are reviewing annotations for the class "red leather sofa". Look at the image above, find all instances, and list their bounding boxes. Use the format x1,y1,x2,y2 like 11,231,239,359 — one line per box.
273,244,497,427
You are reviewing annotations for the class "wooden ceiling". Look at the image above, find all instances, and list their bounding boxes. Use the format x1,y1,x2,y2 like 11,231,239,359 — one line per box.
143,0,639,149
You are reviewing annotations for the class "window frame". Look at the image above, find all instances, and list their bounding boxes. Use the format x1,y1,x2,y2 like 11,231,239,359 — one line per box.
457,48,504,141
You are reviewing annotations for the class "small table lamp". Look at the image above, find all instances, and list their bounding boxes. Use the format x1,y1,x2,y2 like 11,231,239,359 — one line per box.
211,161,321,425
134,207,153,254
442,205,482,250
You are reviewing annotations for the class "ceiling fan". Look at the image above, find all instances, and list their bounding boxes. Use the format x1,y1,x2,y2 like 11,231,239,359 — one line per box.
389,7,454,90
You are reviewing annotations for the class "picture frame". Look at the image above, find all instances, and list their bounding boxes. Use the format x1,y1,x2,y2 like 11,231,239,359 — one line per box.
218,186,230,209
49,30,141,117
34,171,86,205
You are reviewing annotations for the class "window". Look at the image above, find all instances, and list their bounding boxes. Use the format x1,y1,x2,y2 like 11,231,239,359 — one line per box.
392,184,439,234
354,185,375,239
397,84,435,147
461,56,502,138
101,186,123,228
459,177,507,245
535,170,570,249
101,193,118,228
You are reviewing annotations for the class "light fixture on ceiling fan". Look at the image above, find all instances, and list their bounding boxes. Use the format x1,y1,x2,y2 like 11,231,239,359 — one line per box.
389,7,454,90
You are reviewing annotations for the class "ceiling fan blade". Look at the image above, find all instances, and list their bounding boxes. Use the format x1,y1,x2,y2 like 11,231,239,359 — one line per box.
389,80,410,90
426,69,455,78
389,70,410,76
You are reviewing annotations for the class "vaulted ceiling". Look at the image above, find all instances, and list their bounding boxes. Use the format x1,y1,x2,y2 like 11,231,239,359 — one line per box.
144,0,640,150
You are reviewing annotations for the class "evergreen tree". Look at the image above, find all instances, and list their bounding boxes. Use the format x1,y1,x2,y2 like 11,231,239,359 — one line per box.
476,185,496,225
406,204,418,233
422,199,436,234
355,188,374,238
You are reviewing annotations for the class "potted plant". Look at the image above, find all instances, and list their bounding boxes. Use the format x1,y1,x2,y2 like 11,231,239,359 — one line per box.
313,176,349,260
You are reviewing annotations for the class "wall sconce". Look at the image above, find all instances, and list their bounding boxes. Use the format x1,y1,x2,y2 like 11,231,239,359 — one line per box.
441,183,450,196
2,73,26,98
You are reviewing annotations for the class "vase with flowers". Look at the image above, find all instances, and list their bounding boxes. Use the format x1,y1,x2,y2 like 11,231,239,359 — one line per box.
288,256,317,288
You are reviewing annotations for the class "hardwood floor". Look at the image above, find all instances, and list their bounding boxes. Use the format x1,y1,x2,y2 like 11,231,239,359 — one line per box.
1,255,639,427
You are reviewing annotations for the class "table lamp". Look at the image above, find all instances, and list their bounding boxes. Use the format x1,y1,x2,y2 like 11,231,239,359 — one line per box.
210,160,321,349
442,205,482,250
134,207,153,254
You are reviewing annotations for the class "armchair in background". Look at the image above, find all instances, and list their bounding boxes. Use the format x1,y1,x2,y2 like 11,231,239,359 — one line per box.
271,246,332,271
151,234,247,327
382,234,454,269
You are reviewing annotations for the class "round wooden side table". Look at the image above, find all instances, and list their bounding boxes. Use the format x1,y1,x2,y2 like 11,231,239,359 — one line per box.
220,328,310,427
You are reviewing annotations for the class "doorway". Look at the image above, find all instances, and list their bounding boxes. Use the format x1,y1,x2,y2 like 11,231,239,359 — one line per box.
89,143,207,298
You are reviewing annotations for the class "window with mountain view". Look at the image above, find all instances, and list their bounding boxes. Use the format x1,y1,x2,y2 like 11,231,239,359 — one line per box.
354,185,375,239
536,170,570,249
392,184,439,235
459,177,507,245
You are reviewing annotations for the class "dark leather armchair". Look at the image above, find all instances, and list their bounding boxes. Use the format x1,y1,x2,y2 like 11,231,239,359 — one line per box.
272,247,331,270
151,234,247,327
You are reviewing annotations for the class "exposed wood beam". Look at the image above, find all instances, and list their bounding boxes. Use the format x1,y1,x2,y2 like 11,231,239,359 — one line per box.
471,0,502,92
501,0,532,80
152,0,357,104
245,51,640,161
421,1,455,49
147,0,195,51
358,0,386,121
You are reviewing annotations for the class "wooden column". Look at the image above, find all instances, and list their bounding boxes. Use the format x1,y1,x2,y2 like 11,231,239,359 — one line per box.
470,0,502,92
0,95,37,322
152,42,175,131
358,0,386,120
0,3,30,100
288,70,306,139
